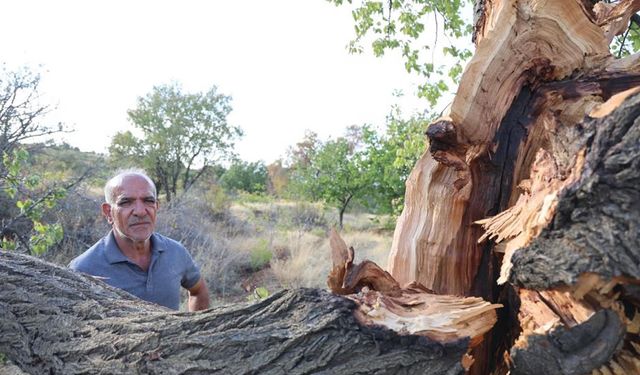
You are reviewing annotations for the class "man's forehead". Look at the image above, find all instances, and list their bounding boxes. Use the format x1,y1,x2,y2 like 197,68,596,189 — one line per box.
114,176,155,196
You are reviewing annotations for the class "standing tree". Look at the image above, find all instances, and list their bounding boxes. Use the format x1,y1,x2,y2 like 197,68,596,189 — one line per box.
109,83,242,202
266,159,290,196
361,109,427,215
219,160,268,194
289,130,368,229
0,65,70,255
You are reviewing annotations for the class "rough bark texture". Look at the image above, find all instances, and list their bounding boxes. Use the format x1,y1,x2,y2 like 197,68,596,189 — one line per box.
510,309,625,375
509,91,640,289
0,250,469,375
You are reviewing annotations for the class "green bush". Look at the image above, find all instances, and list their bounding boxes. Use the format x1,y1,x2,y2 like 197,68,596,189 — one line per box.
236,191,272,204
250,239,272,270
203,184,231,217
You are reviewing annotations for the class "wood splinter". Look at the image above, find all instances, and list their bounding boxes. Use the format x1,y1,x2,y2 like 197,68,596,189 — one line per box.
328,229,501,356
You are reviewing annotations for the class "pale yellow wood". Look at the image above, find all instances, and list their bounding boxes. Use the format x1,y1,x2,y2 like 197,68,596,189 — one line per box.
389,0,611,296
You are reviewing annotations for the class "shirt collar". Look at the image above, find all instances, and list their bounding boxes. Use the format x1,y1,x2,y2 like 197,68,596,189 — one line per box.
104,230,164,264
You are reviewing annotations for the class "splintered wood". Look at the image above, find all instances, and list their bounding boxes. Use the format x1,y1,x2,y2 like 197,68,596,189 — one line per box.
594,0,640,42
380,0,640,372
476,148,585,284
387,0,614,297
513,279,640,375
327,229,501,348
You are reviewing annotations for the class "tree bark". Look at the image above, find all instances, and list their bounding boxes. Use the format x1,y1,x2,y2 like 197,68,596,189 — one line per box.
0,250,472,375
387,0,640,373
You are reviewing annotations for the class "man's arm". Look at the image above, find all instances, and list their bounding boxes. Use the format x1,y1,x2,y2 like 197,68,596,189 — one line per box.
187,278,210,311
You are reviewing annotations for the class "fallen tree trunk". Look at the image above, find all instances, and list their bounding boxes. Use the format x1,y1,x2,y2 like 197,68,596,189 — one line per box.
0,250,480,375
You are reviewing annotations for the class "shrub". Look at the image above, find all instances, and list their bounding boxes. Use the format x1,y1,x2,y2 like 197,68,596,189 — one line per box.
202,184,231,218
288,202,327,230
250,238,272,270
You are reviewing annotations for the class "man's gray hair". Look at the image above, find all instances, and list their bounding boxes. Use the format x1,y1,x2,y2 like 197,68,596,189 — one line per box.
104,168,157,204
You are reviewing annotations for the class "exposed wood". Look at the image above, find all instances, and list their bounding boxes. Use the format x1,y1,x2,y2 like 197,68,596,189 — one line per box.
3,0,640,373
508,90,640,290
388,0,640,373
350,284,499,346
0,250,473,375
388,0,614,297
328,230,501,350
594,0,640,43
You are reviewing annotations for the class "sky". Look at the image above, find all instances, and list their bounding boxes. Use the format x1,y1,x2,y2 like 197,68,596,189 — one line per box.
3,0,433,164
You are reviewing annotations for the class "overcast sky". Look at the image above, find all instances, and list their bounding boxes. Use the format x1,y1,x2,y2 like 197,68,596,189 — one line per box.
3,0,433,164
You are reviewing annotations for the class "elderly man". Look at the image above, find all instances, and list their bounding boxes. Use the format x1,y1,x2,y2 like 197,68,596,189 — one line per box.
69,169,210,311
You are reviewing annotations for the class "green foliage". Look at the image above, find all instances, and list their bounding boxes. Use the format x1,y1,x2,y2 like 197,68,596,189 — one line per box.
0,66,69,255
219,160,268,194
254,286,270,299
611,21,640,57
329,0,473,106
246,286,270,302
202,184,231,217
286,131,322,200
288,105,427,222
109,82,242,202
250,238,273,270
288,127,369,228
31,143,105,184
361,106,428,214
236,191,273,204
108,130,142,169
266,160,290,197
1,148,65,255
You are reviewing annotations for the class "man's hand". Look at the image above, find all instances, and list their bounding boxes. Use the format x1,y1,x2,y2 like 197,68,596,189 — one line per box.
187,278,210,311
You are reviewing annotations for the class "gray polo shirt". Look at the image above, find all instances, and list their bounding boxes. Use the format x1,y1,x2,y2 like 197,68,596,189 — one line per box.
69,231,201,310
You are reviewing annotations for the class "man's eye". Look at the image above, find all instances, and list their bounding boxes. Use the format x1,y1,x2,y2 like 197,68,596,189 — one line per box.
118,200,132,207
145,199,156,205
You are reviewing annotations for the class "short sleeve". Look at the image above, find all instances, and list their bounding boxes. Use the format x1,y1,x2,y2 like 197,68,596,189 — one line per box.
180,248,201,289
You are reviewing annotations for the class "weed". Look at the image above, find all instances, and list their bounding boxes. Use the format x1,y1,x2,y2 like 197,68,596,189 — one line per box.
246,286,270,301
250,239,272,270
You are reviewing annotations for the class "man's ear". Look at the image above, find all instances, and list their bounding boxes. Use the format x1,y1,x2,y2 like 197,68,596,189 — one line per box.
101,203,114,224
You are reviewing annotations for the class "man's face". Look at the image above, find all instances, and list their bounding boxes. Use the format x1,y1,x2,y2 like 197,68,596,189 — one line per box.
102,175,158,244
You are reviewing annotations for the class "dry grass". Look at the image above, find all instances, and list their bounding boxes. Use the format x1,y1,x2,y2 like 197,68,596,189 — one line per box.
270,230,328,289
269,229,392,290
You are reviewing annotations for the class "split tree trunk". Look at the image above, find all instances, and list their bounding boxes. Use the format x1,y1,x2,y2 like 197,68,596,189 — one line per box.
388,0,640,373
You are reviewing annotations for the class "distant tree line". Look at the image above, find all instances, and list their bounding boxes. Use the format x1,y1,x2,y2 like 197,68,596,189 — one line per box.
284,107,427,228
0,64,428,257
107,80,428,229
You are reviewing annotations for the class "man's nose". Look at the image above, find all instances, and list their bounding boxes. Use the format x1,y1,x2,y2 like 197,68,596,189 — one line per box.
132,200,147,215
